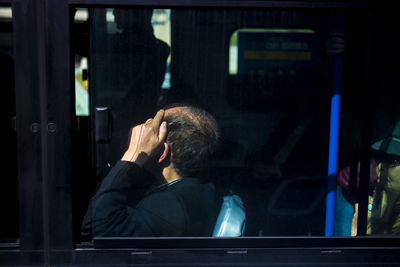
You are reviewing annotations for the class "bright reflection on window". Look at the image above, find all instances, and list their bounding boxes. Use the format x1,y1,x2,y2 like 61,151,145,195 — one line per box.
229,28,315,75
74,8,88,22
73,8,172,115
153,9,171,89
74,8,89,116
0,7,12,20
75,57,89,116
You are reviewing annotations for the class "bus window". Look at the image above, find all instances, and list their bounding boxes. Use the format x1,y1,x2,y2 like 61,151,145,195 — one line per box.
0,6,19,243
69,7,399,241
336,10,400,236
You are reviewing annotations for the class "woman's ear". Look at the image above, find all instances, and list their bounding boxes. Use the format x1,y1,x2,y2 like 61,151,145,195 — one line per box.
158,142,170,164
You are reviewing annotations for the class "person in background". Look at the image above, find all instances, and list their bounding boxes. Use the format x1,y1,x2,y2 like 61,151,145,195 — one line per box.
367,121,400,235
340,121,400,235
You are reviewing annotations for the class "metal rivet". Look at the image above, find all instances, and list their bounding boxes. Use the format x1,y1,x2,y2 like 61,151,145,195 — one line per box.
30,123,40,133
47,123,56,133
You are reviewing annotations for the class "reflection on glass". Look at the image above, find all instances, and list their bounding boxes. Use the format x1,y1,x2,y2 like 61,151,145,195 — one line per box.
79,8,333,239
152,9,171,89
73,8,89,116
75,56,89,116
68,8,398,239
72,8,171,116
229,28,315,75
0,7,12,20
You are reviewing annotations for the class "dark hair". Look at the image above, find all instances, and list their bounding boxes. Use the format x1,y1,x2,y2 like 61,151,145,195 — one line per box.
163,104,219,177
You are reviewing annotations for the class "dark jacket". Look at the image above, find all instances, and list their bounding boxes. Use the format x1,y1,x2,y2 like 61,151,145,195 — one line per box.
91,161,221,237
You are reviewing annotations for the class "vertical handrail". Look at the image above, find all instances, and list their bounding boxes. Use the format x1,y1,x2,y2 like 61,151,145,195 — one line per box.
357,11,373,236
325,12,344,236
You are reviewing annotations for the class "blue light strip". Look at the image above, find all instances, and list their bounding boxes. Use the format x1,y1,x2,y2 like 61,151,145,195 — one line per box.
325,12,344,237
326,93,341,236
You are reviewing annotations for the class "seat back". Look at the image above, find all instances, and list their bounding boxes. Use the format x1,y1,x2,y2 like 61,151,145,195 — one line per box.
212,195,246,237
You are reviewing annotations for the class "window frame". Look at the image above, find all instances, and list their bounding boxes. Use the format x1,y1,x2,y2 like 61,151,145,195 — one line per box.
4,0,400,266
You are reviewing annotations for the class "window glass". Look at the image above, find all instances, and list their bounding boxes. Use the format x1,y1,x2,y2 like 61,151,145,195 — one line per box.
0,6,19,243
72,8,171,116
74,8,89,116
69,7,399,241
336,10,400,236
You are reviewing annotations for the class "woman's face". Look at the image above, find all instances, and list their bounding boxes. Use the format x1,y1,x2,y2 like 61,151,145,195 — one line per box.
377,158,400,192
387,165,400,192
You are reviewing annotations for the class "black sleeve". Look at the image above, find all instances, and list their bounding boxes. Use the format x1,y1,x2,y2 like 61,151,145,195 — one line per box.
90,161,186,237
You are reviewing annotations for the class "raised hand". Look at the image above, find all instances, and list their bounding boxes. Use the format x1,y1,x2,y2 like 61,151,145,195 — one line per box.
122,110,168,167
